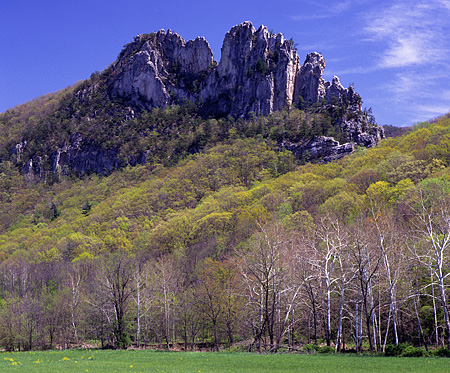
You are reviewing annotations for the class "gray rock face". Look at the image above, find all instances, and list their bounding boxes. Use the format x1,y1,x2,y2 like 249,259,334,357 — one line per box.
294,52,326,106
308,137,355,162
282,137,355,163
20,134,120,178
110,30,214,109
105,21,385,165
51,133,120,175
109,21,362,118
202,22,300,116
108,21,382,130
9,140,27,162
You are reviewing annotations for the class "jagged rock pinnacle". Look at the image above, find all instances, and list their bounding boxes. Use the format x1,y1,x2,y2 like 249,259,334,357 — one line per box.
109,21,362,118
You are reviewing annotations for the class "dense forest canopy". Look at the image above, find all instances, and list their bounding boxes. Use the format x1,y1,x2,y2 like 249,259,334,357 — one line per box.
0,94,450,353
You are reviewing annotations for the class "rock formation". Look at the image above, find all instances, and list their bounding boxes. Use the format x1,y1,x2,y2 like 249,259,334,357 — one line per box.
12,22,385,177
108,21,383,144
200,22,300,116
281,137,355,163
110,22,365,119
14,134,121,178
110,30,214,109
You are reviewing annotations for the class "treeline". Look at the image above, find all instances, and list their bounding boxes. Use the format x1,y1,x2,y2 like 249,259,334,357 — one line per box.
1,176,450,354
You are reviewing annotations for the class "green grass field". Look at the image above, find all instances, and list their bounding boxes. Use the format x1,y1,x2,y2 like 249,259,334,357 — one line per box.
1,349,449,372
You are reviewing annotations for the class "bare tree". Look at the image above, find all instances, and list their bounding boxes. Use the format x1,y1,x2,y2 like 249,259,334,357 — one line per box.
129,256,150,347
177,287,202,350
238,223,284,352
349,216,381,353
238,222,306,352
148,255,178,349
411,179,450,347
94,254,133,348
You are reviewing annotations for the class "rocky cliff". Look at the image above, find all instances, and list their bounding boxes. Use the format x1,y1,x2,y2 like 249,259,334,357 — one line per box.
109,22,364,119
10,22,384,178
108,21,383,142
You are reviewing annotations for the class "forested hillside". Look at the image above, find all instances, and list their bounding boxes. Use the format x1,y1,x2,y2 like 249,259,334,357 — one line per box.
0,107,450,353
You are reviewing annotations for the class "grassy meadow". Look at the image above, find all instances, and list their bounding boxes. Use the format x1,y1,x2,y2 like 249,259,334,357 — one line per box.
1,349,449,372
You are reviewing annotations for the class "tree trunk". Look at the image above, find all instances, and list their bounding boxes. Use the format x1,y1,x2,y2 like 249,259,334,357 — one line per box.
335,277,345,352
413,297,427,350
213,320,219,352
431,271,439,348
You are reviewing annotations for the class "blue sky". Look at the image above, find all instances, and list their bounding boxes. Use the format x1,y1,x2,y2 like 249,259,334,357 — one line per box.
1,0,450,127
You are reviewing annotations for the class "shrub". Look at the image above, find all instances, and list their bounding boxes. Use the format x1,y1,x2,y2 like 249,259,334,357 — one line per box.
318,345,335,354
255,58,268,75
384,344,401,357
384,343,413,357
432,347,450,357
303,343,319,354
400,346,426,357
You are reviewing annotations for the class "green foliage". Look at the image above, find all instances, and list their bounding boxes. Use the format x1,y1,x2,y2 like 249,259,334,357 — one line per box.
384,343,411,356
318,345,335,354
303,343,320,353
400,346,427,357
383,343,429,358
255,58,268,75
366,179,415,207
431,347,450,357
3,107,448,263
113,327,131,349
320,190,363,222
81,200,92,216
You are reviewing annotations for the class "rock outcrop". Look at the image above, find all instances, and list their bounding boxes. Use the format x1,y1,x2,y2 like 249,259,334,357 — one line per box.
11,22,385,178
281,137,355,163
51,133,120,175
110,30,214,109
200,22,300,116
109,22,365,118
14,133,121,177
108,21,383,148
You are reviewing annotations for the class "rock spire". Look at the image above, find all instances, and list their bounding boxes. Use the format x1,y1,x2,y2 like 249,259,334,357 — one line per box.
109,21,361,118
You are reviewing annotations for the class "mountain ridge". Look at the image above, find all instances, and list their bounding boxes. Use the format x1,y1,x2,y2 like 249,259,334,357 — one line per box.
2,21,384,179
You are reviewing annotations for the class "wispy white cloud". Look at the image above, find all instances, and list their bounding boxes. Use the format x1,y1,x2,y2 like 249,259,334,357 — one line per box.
328,1,352,14
292,0,450,125
290,0,352,21
290,14,330,21
442,90,450,101
383,71,448,102
380,38,423,68
331,65,380,75
360,0,450,123
437,0,450,10
298,42,338,52
379,70,450,123
417,104,450,116
364,0,450,68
